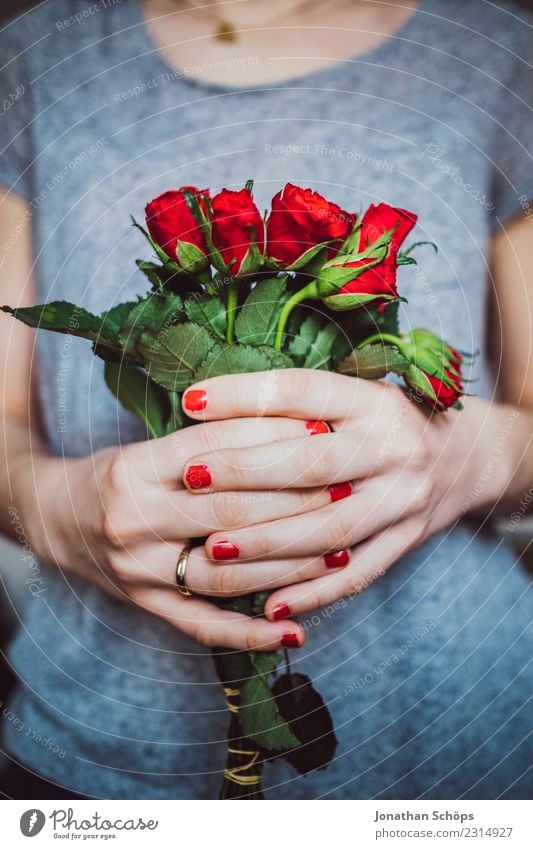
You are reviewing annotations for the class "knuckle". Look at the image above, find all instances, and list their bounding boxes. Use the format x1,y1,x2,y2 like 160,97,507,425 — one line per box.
297,444,333,486
409,476,434,512
347,573,366,596
293,559,314,582
408,435,433,470
210,492,246,530
213,448,246,488
322,512,353,549
104,451,130,494
107,554,137,588
243,626,260,651
100,497,137,546
193,624,215,647
299,590,321,614
278,369,310,406
251,532,273,559
208,564,244,597
101,504,124,546
408,519,427,549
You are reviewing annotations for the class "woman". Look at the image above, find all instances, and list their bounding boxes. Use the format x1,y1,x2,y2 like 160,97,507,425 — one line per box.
0,0,532,799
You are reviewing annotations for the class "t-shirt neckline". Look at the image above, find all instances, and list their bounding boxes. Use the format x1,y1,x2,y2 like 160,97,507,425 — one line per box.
130,0,427,94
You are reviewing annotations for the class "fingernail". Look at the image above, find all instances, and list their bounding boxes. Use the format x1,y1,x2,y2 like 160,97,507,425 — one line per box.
212,540,240,560
328,481,352,502
185,464,212,490
184,389,207,412
272,603,291,621
305,420,330,436
324,549,350,569
281,632,300,648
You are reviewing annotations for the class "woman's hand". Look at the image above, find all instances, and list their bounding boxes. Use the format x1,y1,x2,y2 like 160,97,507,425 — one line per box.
18,415,329,651
179,369,511,621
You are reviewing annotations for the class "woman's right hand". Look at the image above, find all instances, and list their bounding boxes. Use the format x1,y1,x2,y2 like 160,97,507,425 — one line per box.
19,417,319,651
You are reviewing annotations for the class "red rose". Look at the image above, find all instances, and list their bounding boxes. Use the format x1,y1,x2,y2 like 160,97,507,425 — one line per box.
448,346,463,366
320,204,417,310
211,187,265,275
145,186,210,269
423,366,464,409
266,183,354,267
404,363,463,410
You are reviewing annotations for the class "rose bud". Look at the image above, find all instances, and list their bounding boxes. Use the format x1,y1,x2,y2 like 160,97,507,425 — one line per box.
211,186,265,276
145,186,210,272
404,363,464,410
266,182,355,269
397,328,464,410
356,326,465,410
318,204,417,310
402,328,464,379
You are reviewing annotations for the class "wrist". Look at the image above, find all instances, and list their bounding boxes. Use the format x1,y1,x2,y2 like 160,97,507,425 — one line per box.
457,397,528,516
14,451,81,567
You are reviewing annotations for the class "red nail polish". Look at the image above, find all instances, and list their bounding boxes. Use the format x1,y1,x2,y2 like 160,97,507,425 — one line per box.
272,603,291,621
212,540,239,560
324,549,350,569
185,464,211,490
328,481,352,502
281,632,300,648
305,420,330,436
184,389,207,412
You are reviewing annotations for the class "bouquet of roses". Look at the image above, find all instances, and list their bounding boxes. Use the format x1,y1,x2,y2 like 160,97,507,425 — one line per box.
2,180,466,799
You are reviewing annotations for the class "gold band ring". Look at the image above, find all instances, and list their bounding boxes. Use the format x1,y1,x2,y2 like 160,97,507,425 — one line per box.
176,544,193,597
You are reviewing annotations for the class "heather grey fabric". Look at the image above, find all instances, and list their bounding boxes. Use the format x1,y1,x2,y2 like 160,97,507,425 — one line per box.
1,0,532,799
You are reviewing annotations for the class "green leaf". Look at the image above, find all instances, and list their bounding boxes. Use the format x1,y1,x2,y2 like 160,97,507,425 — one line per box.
100,301,140,340
251,591,271,617
338,344,411,379
331,301,401,363
287,313,340,369
239,670,300,752
193,343,292,382
249,651,284,678
164,391,185,434
137,322,219,391
287,313,324,364
119,293,184,358
235,276,288,346
184,295,227,340
104,361,171,439
1,301,122,353
302,324,340,370
135,259,165,291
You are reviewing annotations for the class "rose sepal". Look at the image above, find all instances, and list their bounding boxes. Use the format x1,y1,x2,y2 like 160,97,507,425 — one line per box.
322,291,400,312
183,189,227,274
266,241,334,272
404,364,443,407
233,226,266,277
130,216,182,274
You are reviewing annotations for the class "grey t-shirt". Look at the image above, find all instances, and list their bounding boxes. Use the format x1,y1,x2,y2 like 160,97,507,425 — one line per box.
1,0,532,799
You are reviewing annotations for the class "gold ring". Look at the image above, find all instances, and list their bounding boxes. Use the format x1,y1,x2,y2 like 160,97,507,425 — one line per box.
176,544,193,597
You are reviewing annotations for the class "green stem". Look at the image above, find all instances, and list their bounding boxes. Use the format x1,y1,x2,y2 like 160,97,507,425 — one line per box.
358,332,404,350
226,278,239,344
274,280,319,351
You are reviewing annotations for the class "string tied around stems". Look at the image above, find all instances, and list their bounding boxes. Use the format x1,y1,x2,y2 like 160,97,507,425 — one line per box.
222,686,263,790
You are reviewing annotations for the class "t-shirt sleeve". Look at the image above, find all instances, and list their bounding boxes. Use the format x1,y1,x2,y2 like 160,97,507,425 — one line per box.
487,31,533,230
0,21,34,202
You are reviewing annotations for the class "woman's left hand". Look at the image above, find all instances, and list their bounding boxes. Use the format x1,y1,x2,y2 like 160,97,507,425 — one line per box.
179,369,503,622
